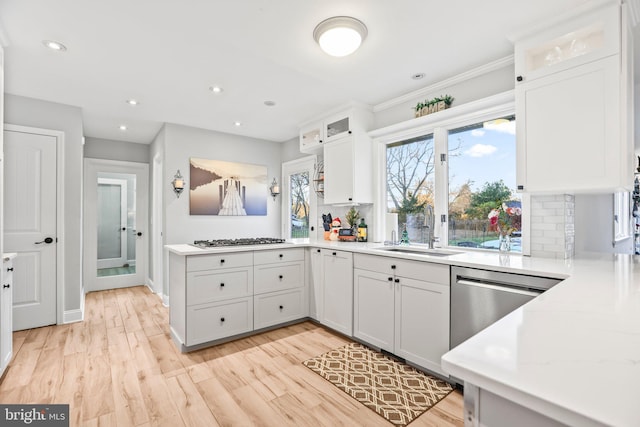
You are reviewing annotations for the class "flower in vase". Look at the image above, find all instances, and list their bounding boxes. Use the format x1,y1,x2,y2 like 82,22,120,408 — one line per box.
488,201,522,236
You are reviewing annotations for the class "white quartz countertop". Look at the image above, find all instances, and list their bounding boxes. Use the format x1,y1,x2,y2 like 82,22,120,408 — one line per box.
165,240,639,426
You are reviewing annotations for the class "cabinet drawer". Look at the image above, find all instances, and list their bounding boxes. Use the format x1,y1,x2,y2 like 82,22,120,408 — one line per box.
354,253,449,284
254,262,304,294
254,288,306,329
253,248,304,265
187,252,253,272
186,268,253,305
186,297,253,346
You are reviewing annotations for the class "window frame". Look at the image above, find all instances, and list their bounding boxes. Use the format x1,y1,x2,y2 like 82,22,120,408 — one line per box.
371,91,531,255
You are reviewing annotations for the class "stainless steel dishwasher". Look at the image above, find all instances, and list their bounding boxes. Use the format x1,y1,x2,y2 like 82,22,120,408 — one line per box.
450,266,561,349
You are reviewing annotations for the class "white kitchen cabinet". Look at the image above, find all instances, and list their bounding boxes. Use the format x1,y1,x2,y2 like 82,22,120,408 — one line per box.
308,248,323,321
353,254,450,375
321,249,353,336
299,106,373,155
253,248,307,329
513,1,633,193
323,136,373,205
0,255,14,376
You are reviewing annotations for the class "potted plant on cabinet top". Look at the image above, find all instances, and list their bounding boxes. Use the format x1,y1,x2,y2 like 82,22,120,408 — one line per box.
414,95,454,118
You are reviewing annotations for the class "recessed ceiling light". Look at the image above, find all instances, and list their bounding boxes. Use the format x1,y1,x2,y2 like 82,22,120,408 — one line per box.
264,100,276,107
234,121,242,127
126,99,139,106
209,86,223,94
119,125,127,131
411,73,425,80
42,40,67,52
313,16,367,57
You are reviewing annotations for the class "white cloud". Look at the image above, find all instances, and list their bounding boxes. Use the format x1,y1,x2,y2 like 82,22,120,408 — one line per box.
464,144,497,158
471,129,485,137
483,120,516,135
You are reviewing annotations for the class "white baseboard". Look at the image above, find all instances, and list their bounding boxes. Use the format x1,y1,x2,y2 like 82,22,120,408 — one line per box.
63,308,83,324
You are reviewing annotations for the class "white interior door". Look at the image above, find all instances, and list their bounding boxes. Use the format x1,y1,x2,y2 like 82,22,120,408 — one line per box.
84,159,148,292
96,178,128,269
4,128,57,330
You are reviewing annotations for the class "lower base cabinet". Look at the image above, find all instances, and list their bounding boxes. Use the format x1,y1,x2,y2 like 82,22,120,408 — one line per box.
254,288,306,329
320,249,353,336
354,254,450,376
186,298,253,346
0,256,14,376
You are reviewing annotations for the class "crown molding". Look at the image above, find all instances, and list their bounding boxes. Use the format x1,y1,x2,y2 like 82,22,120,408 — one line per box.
373,55,514,113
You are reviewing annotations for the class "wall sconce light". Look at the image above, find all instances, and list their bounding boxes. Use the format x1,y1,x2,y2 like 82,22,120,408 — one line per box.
172,170,186,198
269,177,280,200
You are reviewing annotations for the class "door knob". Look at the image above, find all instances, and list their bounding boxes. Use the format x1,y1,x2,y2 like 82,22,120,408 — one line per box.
35,237,54,244
137,232,142,236
122,227,126,231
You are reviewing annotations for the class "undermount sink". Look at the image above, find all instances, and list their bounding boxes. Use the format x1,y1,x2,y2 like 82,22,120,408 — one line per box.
374,246,461,257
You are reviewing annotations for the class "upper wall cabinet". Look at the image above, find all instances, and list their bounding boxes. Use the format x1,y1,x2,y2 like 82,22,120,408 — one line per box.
299,106,373,155
512,0,634,193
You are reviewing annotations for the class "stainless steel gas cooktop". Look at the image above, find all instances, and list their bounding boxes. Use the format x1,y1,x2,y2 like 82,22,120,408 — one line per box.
192,237,287,248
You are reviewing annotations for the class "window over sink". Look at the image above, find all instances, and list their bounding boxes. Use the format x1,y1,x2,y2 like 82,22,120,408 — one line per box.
380,94,525,254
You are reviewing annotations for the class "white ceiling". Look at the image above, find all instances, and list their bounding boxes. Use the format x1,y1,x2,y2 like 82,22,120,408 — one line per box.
0,0,614,144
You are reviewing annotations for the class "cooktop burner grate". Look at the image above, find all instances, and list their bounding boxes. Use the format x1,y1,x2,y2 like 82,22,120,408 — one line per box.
192,237,287,247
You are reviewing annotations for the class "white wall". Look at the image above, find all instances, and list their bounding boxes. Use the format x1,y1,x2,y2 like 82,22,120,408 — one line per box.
162,123,282,245
574,193,634,254
373,63,515,129
84,137,150,163
4,93,84,312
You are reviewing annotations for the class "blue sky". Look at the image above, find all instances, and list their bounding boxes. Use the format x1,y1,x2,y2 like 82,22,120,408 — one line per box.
448,119,518,197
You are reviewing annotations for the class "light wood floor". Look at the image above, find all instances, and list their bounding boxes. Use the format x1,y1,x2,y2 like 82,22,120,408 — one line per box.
0,286,463,426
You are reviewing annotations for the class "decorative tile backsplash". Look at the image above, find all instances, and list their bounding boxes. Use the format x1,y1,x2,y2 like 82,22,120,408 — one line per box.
530,194,575,259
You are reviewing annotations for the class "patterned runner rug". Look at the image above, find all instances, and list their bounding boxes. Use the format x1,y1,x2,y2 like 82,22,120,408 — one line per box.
303,342,453,426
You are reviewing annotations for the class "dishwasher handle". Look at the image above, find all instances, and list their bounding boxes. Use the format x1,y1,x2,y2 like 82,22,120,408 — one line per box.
456,278,542,298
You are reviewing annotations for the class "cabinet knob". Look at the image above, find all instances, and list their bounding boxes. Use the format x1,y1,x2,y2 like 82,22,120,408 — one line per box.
388,277,393,282
332,252,337,256
394,278,400,283
3,284,9,289
348,130,352,134
220,283,225,287
348,198,353,201
391,265,396,270
317,249,321,253
517,185,524,191
516,75,523,82
6,268,13,272
279,275,283,279
319,139,323,143
279,254,283,258
279,305,284,310
220,317,225,322
220,259,225,264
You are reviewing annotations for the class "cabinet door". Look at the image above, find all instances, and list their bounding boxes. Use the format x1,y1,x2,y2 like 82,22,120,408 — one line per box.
308,248,323,321
300,122,323,154
0,260,12,373
323,138,354,204
516,56,623,193
321,249,353,336
353,269,394,351
324,112,352,143
395,277,449,375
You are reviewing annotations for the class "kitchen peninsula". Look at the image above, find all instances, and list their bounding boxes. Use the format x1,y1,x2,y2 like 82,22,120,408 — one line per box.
166,240,640,427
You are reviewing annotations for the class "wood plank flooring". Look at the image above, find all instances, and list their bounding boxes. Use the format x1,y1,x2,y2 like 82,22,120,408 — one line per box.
0,286,463,426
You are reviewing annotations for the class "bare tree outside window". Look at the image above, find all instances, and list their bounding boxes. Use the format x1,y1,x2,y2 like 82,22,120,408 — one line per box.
290,172,309,238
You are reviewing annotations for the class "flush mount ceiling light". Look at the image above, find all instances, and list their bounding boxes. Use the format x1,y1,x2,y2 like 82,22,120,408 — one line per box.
313,16,367,57
209,86,223,94
126,99,139,106
411,73,425,80
234,121,242,127
119,125,127,131
264,100,276,107
42,40,67,52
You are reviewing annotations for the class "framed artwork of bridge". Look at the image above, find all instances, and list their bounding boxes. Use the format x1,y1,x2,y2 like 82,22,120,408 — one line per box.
189,157,268,216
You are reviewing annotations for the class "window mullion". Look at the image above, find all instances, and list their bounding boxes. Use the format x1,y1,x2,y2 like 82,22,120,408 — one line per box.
434,127,449,247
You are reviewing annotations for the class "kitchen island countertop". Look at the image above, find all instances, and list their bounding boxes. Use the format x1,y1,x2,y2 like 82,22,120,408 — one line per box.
166,240,640,426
